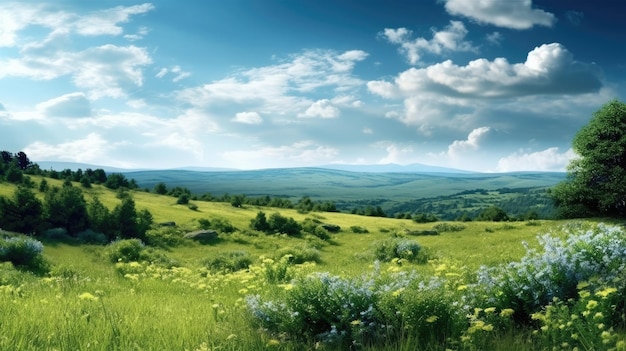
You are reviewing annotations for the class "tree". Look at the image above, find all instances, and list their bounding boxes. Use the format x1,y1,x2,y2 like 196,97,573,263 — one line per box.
153,182,168,195
552,100,626,217
477,206,509,222
0,186,44,234
250,211,270,232
44,185,90,235
88,197,114,239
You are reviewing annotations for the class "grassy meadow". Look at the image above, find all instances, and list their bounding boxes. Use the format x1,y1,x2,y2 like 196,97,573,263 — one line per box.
1,177,625,350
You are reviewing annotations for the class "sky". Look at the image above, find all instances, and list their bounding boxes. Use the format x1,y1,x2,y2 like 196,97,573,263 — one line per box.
0,0,624,172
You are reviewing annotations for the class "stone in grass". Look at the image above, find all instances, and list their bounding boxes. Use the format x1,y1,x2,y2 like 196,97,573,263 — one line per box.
184,230,218,244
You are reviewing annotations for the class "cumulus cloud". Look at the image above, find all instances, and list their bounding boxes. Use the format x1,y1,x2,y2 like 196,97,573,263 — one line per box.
298,99,340,118
442,0,556,29
496,147,576,172
233,111,263,125
381,21,475,64
36,92,92,118
369,43,601,100
447,127,491,159
378,143,414,164
176,50,367,116
24,132,111,163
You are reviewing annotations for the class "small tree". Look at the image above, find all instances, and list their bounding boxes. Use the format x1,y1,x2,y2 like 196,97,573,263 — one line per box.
153,182,168,195
552,100,626,217
0,187,44,234
44,185,90,235
477,206,509,222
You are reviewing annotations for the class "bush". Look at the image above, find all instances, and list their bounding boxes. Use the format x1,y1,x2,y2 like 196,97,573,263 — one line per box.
144,227,186,248
77,229,108,245
432,222,466,233
246,269,465,348
106,239,145,263
350,226,369,234
275,244,321,264
474,223,626,324
203,251,252,272
43,227,72,241
372,238,424,263
0,236,46,271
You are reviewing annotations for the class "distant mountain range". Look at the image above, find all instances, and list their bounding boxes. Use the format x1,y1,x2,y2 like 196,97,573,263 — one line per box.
36,161,472,174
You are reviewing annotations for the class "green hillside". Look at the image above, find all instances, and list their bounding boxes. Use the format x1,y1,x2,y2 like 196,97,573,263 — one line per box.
2,176,625,350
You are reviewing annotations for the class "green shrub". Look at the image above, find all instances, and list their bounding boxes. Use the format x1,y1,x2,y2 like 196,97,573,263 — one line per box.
275,244,321,264
372,238,424,263
76,229,108,245
350,225,369,234
0,236,46,271
106,239,145,263
43,227,72,241
203,251,252,272
144,227,186,248
432,222,466,232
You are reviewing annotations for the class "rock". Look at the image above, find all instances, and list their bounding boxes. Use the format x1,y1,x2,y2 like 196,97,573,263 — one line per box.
184,230,218,244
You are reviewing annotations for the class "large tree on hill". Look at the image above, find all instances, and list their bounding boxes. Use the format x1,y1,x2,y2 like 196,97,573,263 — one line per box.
552,100,626,218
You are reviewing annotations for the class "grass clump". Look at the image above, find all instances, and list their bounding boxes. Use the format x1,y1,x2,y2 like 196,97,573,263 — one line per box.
372,237,426,263
432,222,466,233
203,251,252,272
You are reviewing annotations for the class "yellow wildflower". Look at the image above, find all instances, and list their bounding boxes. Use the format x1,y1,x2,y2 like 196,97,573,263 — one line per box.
426,315,438,323
500,308,515,317
78,292,98,301
586,300,598,310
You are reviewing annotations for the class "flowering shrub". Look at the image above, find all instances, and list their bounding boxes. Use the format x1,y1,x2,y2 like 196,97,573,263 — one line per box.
372,238,425,263
475,222,626,323
246,267,465,347
0,236,45,270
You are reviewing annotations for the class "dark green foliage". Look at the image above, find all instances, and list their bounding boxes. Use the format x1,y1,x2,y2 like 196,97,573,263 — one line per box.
88,197,114,239
0,186,44,234
153,182,168,195
413,213,439,223
5,166,23,183
112,196,142,239
80,176,92,188
275,244,321,263
268,212,301,235
349,225,369,234
44,185,90,235
476,206,509,222
203,251,252,272
250,211,270,232
230,194,244,208
76,229,108,245
104,173,130,190
552,100,626,218
432,222,466,232
176,193,190,205
106,239,145,263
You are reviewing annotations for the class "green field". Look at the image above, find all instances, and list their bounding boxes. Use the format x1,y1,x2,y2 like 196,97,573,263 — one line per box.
1,178,625,350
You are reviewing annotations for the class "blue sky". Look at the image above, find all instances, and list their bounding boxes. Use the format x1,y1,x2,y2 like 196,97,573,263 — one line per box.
0,0,624,172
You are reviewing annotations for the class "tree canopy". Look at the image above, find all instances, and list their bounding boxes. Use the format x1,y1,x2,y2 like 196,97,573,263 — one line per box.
552,100,626,217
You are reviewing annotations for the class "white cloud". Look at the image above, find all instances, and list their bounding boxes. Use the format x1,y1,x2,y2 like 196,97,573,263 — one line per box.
381,21,475,64
442,0,556,29
222,141,338,169
298,99,340,118
36,92,92,118
378,143,414,164
362,127,373,134
157,65,191,82
233,111,263,125
369,43,601,100
447,127,491,159
175,50,367,115
124,26,150,41
496,147,576,172
74,3,155,36
486,31,503,45
24,132,111,163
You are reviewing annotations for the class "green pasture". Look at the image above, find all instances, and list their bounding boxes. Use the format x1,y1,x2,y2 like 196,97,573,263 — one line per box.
1,179,624,350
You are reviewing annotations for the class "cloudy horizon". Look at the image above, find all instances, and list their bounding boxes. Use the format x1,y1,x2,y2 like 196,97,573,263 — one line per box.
1,0,624,172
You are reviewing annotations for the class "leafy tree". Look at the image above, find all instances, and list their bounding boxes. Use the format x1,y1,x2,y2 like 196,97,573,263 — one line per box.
112,196,139,239
268,212,301,236
231,194,244,208
250,211,270,232
476,206,509,222
80,176,92,188
0,151,12,164
88,197,114,239
176,193,190,205
15,151,31,170
5,165,23,183
44,185,90,235
104,173,130,190
552,100,626,217
0,186,44,234
39,179,49,193
153,182,168,195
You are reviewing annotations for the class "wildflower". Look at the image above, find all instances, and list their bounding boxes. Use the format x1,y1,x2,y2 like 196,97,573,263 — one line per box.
594,312,604,320
500,308,514,317
597,323,605,329
482,324,494,331
484,307,496,314
78,292,98,301
457,284,468,291
426,315,438,323
392,288,404,297
596,287,617,298
586,300,598,310
267,339,281,346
